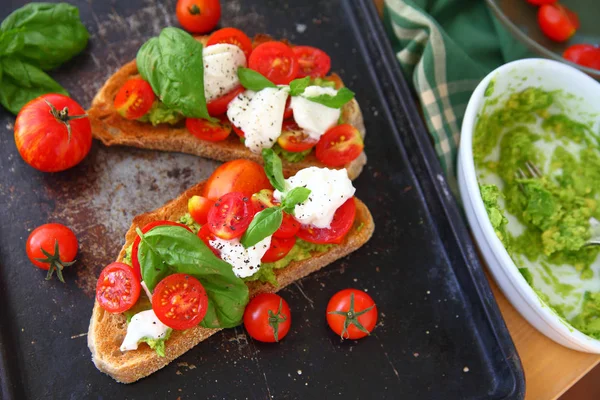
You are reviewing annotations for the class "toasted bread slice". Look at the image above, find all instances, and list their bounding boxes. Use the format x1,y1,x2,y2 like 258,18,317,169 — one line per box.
88,179,374,383
87,35,367,180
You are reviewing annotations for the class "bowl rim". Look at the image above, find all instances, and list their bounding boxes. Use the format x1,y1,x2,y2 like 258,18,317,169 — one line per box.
485,0,600,79
459,57,600,351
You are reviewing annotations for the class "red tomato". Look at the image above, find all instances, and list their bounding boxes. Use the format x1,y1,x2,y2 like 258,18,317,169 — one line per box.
563,44,600,70
278,121,317,152
207,192,255,239
15,94,92,172
262,236,296,263
283,97,293,120
131,221,191,282
538,4,579,42
292,46,332,78
188,195,214,225
251,189,300,238
96,262,141,313
243,293,291,342
26,223,78,282
152,273,209,330
197,224,220,256
249,42,299,85
207,86,245,116
297,198,356,244
176,0,221,34
316,124,364,167
326,289,377,340
231,123,245,138
186,116,231,142
207,27,253,60
113,78,155,119
527,0,557,4
203,159,272,200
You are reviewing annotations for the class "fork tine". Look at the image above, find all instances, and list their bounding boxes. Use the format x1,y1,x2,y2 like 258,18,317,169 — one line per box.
525,161,540,178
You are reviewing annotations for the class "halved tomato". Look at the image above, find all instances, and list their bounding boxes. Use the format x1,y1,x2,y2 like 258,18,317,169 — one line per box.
262,236,296,263
248,42,299,85
207,192,255,239
297,198,356,244
292,46,331,78
251,189,300,238
198,224,220,256
96,262,141,313
538,4,579,42
114,78,156,119
203,159,272,200
207,27,253,60
278,121,317,152
283,97,293,119
316,124,363,167
563,44,600,70
207,86,245,116
152,273,209,330
231,123,245,138
186,116,231,142
132,221,191,281
188,195,214,225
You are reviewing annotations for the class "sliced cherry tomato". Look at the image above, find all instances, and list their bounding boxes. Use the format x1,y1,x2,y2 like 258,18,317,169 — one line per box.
251,189,300,238
188,195,214,225
316,124,364,167
176,0,220,34
231,123,245,138
114,78,155,120
197,224,220,256
26,223,78,282
207,192,255,239
96,262,141,313
292,46,332,78
538,4,579,42
131,221,191,282
326,289,377,340
283,97,293,120
207,86,245,116
207,27,253,60
278,121,317,152
243,293,291,342
563,44,600,70
262,236,296,263
248,42,299,85
15,94,92,172
297,198,356,244
152,273,209,330
186,116,231,142
527,0,557,5
203,159,272,200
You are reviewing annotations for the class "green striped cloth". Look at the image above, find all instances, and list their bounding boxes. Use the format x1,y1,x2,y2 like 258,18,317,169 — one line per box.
382,0,530,192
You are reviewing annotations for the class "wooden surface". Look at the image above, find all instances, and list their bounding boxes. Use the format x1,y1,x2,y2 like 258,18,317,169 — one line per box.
371,0,600,398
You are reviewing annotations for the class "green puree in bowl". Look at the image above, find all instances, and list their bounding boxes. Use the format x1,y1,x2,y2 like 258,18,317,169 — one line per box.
474,86,600,338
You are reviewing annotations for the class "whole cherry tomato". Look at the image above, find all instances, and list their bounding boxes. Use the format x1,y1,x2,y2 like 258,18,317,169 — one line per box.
327,289,377,340
176,0,221,34
26,223,78,282
243,293,291,342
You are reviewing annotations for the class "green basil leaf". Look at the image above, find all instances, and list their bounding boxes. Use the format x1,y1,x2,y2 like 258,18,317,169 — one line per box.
0,3,89,70
238,67,276,91
305,87,355,109
0,29,25,57
241,207,283,248
137,27,212,120
281,187,311,214
289,76,310,96
137,225,249,328
0,58,68,115
261,148,286,192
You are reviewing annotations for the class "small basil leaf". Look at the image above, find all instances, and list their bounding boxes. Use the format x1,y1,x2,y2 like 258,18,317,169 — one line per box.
305,87,355,109
238,67,277,91
281,187,311,214
261,148,286,192
241,207,283,248
289,76,310,96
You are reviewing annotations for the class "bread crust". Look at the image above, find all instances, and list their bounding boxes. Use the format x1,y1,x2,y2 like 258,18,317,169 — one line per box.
87,36,367,180
88,178,374,383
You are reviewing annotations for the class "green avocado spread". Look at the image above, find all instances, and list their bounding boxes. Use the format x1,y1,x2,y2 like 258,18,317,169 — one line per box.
137,100,184,126
474,87,600,338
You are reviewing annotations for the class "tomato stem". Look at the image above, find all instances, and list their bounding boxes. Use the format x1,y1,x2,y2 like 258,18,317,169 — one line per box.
43,98,88,144
267,298,287,342
33,239,76,283
189,4,201,15
327,292,375,340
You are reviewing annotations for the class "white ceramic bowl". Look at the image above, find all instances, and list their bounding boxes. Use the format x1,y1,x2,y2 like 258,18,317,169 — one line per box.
458,58,600,353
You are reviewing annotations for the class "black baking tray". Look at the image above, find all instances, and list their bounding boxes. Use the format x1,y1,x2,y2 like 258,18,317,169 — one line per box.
0,0,524,398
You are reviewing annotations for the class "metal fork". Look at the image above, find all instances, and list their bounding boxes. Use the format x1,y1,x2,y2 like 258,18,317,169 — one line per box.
515,161,600,247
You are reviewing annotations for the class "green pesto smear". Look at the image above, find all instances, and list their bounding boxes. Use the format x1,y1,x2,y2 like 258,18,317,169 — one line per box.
474,87,600,339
